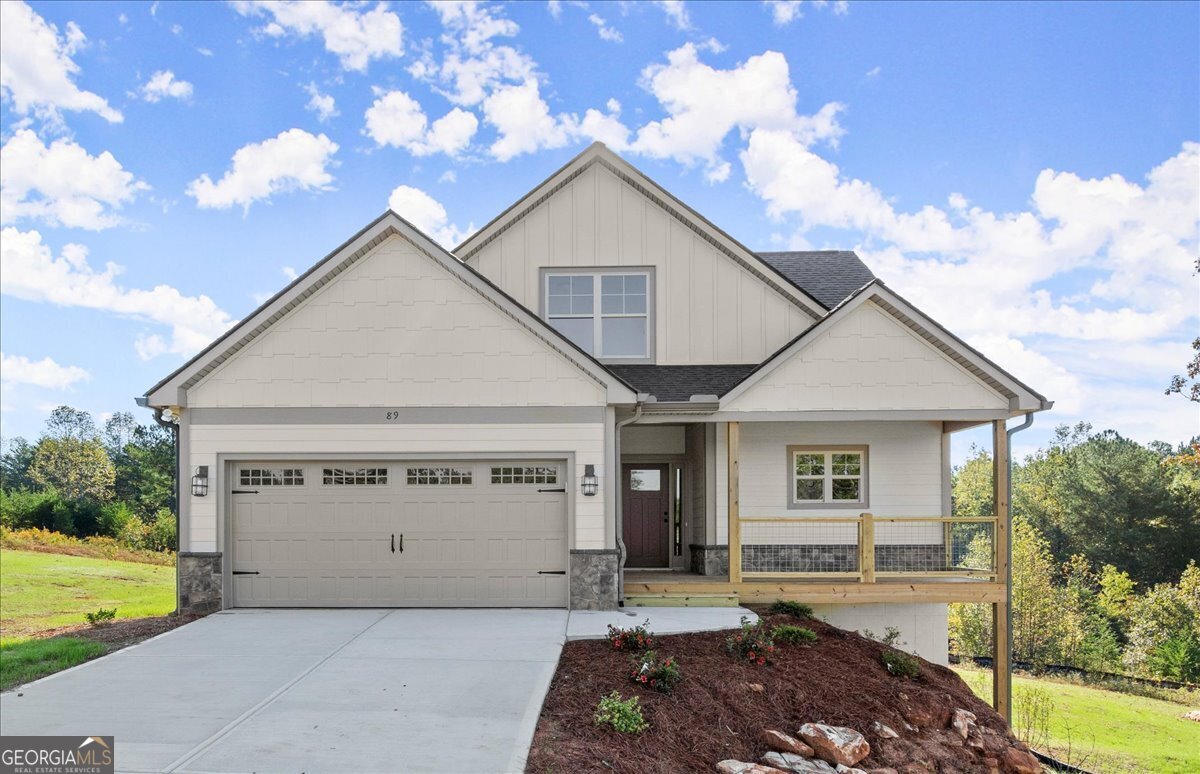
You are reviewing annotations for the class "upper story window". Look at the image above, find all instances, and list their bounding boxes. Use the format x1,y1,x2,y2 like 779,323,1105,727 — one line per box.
544,270,651,360
786,446,868,509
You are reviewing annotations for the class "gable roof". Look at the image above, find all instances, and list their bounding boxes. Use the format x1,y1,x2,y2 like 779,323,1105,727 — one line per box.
143,211,638,407
757,251,875,309
607,364,760,403
453,142,829,317
719,279,1052,413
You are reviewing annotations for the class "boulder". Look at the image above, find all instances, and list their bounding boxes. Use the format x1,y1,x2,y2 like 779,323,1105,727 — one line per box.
717,761,789,774
1001,746,1042,774
949,709,976,740
761,729,815,756
1183,709,1200,722
835,766,868,774
900,704,933,728
870,721,899,739
797,723,870,768
762,752,838,773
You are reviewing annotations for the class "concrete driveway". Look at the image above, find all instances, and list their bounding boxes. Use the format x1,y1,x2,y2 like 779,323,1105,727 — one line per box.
0,609,567,773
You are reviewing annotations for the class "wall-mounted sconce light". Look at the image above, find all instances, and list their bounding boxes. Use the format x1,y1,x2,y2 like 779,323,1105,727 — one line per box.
191,465,209,497
581,464,598,497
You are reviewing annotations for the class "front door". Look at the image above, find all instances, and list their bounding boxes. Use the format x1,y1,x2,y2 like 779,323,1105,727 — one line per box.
622,464,670,568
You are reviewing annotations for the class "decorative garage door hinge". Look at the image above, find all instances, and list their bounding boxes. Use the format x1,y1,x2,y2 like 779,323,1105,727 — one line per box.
231,489,259,494
232,570,260,575
537,487,566,493
537,570,566,575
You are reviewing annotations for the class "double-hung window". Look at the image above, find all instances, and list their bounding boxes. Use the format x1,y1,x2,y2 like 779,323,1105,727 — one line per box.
544,270,651,360
787,446,868,508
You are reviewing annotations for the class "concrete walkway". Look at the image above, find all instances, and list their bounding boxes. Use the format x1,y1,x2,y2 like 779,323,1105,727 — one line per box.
1,609,567,774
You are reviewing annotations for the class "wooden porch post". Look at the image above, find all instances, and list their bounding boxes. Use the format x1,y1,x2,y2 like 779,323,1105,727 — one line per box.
727,422,742,583
992,419,1012,721
859,512,875,583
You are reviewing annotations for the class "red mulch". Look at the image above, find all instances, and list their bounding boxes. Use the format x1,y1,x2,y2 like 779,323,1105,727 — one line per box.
527,609,1030,773
35,613,204,649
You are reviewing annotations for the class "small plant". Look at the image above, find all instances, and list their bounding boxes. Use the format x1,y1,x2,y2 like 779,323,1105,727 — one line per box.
772,624,818,645
881,626,904,647
1013,685,1055,750
594,690,649,734
607,618,654,651
629,650,682,693
881,649,920,678
770,600,814,619
725,616,775,666
85,607,117,625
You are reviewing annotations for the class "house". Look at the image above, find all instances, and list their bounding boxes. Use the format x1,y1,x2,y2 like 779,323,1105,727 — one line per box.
141,143,1049,718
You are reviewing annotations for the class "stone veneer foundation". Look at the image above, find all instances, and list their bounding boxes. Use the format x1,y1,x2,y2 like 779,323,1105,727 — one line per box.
177,552,222,614
569,549,619,610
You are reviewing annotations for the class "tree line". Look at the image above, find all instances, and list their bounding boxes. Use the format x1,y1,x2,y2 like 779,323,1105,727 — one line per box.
1,406,176,552
950,424,1200,682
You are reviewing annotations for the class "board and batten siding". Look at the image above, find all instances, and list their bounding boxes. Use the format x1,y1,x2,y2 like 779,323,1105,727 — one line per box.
466,163,817,365
715,421,944,544
184,422,607,553
725,302,1009,413
187,235,606,408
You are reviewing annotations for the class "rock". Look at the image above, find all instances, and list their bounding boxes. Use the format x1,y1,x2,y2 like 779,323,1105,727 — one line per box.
1001,746,1042,774
761,729,815,756
867,770,899,774
900,704,933,728
902,722,918,734
870,721,899,739
1183,709,1200,722
747,682,766,693
950,708,976,739
836,766,867,774
797,724,870,768
983,757,1001,774
717,761,789,774
762,752,837,774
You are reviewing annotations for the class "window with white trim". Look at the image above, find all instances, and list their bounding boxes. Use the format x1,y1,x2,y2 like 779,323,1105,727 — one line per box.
240,468,304,486
406,467,472,485
787,447,867,507
490,466,558,484
323,467,388,485
544,270,651,359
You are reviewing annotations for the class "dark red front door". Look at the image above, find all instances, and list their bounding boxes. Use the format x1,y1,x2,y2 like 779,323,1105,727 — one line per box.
622,464,670,568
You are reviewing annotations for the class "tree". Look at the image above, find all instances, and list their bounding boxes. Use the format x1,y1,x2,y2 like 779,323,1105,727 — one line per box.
43,406,99,442
1010,518,1065,665
28,438,115,502
0,436,37,490
104,413,174,517
951,445,994,518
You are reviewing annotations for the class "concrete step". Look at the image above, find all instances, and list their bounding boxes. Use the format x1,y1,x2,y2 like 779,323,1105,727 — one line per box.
623,593,741,608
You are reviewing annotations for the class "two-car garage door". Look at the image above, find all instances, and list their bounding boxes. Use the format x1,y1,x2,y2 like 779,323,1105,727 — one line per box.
230,460,567,608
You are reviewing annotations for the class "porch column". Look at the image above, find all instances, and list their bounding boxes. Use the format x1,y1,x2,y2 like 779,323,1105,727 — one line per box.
992,419,1012,721
727,421,742,583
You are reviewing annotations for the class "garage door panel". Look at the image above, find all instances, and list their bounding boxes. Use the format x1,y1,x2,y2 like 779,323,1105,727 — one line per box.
231,460,568,607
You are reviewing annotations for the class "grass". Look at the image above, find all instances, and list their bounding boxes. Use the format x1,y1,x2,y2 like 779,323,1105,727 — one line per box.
0,549,175,639
955,666,1200,773
0,637,107,692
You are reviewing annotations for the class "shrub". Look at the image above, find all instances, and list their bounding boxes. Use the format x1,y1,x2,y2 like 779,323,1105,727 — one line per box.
770,600,814,619
0,527,175,566
98,501,136,538
148,509,177,552
772,624,818,645
629,650,682,693
1146,634,1200,683
607,618,654,651
725,616,775,666
85,607,117,625
880,649,920,678
593,691,649,734
0,488,63,531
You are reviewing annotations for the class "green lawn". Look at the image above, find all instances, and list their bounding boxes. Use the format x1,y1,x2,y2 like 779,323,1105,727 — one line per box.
0,637,108,691
0,549,175,639
955,667,1200,773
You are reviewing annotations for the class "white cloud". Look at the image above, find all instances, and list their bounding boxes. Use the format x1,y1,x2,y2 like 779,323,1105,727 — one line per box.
387,184,472,248
865,65,881,78
139,70,193,102
482,79,575,161
764,0,802,25
303,82,338,122
413,1,534,107
282,265,299,281
197,46,214,57
186,128,339,212
654,0,692,30
0,352,90,389
438,170,457,184
547,0,563,20
588,14,623,43
0,228,235,359
0,129,149,230
0,1,122,124
363,89,478,157
627,44,844,178
231,0,403,72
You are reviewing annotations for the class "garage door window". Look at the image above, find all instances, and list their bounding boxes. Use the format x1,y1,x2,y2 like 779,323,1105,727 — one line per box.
491,465,558,484
240,468,304,486
323,467,388,485
406,466,472,485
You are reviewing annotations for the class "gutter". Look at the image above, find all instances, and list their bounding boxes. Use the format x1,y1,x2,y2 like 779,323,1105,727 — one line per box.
613,399,647,604
1004,412,1035,718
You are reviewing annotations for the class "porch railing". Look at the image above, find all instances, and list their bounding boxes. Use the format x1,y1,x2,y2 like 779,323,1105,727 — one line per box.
736,513,997,582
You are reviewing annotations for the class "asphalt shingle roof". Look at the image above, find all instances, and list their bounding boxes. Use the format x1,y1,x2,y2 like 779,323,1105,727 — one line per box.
606,364,760,402
757,250,875,309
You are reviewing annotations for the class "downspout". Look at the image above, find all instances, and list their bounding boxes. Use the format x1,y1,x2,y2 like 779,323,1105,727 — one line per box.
613,400,645,604
138,398,180,612
1004,412,1035,715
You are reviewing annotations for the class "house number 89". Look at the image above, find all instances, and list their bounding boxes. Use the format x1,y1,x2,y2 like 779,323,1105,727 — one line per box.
385,411,401,420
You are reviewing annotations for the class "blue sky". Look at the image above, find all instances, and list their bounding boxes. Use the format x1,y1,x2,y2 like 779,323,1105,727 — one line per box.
1,0,1197,462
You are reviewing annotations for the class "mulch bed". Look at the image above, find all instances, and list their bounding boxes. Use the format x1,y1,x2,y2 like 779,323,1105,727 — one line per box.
34,613,204,650
527,609,1019,773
